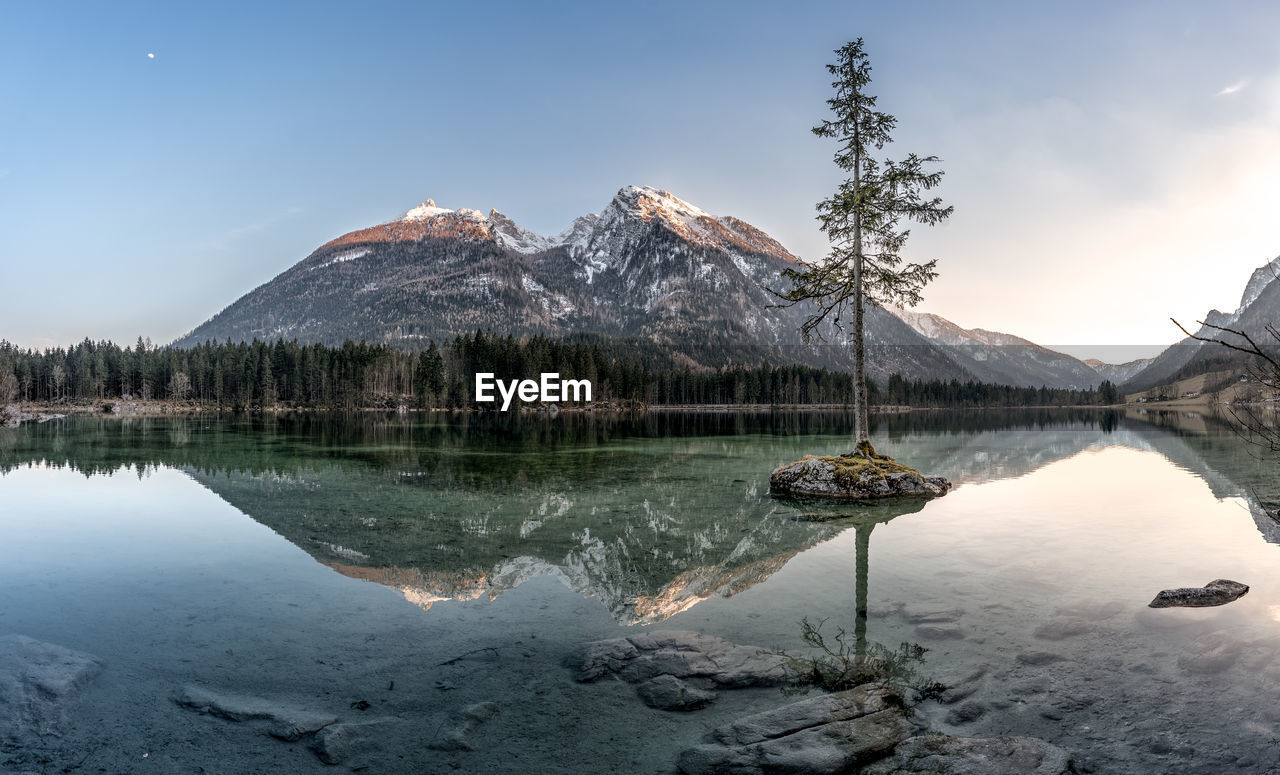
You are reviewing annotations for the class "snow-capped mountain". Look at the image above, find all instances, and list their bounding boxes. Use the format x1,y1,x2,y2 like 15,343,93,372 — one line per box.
1124,255,1280,391
174,185,973,381
885,307,1123,389
1084,358,1152,385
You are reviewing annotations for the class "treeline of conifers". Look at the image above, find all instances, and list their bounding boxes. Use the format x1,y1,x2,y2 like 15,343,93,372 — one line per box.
0,332,1122,409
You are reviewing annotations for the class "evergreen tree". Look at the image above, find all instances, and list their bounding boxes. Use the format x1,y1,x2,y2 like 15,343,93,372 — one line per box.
779,38,952,452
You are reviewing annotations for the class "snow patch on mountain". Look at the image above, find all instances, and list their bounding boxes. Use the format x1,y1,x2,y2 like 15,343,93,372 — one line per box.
1084,358,1152,384
386,187,799,289
886,308,975,346
400,199,487,224
401,199,455,221
315,247,371,269
556,214,599,252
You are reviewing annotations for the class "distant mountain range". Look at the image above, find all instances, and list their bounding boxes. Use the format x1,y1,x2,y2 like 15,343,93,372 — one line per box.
176,185,1222,390
881,307,1142,390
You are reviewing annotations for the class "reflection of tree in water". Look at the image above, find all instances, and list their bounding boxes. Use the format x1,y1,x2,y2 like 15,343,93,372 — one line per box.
0,408,1138,479
787,499,927,657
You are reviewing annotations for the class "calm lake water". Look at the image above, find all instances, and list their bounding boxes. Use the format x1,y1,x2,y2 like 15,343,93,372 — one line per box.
3,409,1280,773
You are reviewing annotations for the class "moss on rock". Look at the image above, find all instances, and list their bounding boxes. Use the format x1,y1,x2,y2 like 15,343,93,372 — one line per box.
823,451,923,490
770,448,951,501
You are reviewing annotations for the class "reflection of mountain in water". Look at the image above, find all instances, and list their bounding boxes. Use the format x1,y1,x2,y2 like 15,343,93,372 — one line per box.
184,458,848,624
1116,409,1280,544
3,409,1277,622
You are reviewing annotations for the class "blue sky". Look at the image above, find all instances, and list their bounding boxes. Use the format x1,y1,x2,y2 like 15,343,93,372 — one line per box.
2,1,1279,360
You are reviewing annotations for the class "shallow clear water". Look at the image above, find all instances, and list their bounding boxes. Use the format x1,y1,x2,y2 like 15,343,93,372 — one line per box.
2,409,1280,773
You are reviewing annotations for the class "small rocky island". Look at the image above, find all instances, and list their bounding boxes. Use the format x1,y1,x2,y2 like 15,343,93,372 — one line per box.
770,442,952,501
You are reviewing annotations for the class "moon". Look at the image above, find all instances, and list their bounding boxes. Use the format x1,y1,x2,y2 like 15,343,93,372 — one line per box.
147,53,155,59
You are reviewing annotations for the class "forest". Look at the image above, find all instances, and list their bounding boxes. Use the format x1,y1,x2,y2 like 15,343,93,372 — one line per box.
0,332,1121,410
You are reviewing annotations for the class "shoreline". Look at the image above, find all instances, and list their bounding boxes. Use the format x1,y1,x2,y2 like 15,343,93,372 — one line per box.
4,399,1177,420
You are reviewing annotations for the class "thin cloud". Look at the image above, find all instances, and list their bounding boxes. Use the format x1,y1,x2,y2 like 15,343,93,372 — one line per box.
1215,80,1247,97
199,206,304,252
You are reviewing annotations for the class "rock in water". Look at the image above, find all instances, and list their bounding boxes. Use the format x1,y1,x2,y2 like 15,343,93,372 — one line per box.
636,675,717,711
0,635,103,742
860,734,1074,774
1176,631,1243,674
570,630,789,688
174,685,337,741
770,453,951,501
677,684,917,775
428,702,500,752
311,717,400,765
1148,579,1249,608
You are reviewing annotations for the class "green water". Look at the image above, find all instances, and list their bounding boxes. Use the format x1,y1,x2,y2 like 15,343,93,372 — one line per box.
2,409,1280,773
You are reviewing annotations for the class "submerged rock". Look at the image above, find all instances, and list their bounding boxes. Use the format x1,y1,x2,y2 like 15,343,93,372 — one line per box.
770,451,951,501
0,635,103,742
898,605,965,625
861,734,1074,774
1148,579,1249,608
915,624,965,641
677,684,917,775
1015,651,1066,666
938,666,987,705
174,685,337,741
1176,631,1243,674
311,717,400,765
571,630,789,689
428,702,500,752
1034,616,1096,640
945,701,988,725
636,675,717,711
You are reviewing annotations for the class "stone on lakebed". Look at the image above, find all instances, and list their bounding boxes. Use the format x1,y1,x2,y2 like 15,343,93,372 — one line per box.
676,684,1075,775
174,685,337,741
0,635,103,743
770,446,951,501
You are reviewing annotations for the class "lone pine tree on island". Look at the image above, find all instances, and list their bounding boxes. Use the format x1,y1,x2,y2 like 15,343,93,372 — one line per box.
771,38,954,501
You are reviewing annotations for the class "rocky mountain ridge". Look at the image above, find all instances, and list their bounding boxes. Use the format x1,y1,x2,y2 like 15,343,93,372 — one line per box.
175,185,1140,388
174,186,968,382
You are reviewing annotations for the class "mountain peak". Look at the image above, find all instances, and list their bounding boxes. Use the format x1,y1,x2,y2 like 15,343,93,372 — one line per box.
1235,255,1280,315
402,199,449,221
611,185,713,224
488,209,553,255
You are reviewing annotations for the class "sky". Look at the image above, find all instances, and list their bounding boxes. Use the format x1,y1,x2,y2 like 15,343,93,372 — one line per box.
2,0,1280,362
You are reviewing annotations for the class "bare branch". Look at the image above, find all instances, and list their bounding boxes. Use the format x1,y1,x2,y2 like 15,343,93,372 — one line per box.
1170,318,1280,370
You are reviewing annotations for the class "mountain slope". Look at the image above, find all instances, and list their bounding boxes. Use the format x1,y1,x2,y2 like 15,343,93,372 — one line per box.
1123,255,1280,392
175,186,971,382
884,307,1119,389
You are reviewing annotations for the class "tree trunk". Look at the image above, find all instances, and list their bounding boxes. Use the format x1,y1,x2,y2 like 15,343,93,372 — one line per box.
852,142,870,446
853,255,868,444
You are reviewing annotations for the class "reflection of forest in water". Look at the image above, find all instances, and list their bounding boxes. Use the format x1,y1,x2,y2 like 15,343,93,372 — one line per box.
2,408,1277,623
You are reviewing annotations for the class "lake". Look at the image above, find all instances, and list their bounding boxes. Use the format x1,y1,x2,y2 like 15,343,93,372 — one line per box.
2,409,1279,773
